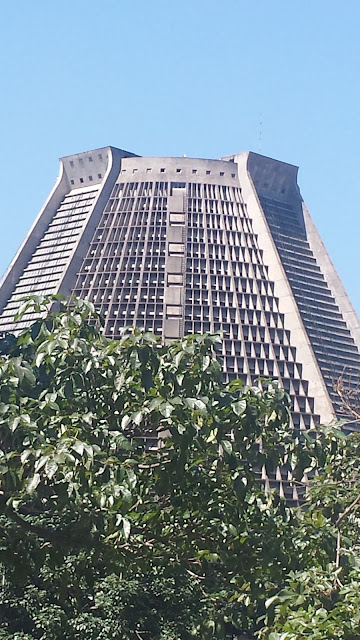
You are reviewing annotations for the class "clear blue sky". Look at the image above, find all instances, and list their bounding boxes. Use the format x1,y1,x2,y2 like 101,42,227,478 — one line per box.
1,0,359,312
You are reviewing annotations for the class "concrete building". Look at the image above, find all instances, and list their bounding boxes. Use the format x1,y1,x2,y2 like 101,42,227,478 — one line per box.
1,147,360,499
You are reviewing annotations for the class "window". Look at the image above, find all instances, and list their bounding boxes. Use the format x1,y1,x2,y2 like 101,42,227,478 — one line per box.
160,168,165,173
70,161,74,168
231,173,236,178
89,176,93,181
146,168,152,173
98,173,102,179
206,170,211,175
176,168,181,173
170,182,186,191
192,169,197,174
70,179,74,185
89,156,93,162
80,178,84,184
98,154,103,160
220,172,224,176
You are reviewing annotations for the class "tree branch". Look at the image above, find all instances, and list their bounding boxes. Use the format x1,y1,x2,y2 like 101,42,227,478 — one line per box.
335,492,360,528
3,504,61,540
0,495,84,544
334,491,360,584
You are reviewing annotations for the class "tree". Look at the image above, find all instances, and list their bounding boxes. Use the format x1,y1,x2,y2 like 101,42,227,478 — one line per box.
259,428,360,640
0,296,359,639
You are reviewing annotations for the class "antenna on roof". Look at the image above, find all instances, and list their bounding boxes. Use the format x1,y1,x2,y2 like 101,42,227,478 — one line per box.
258,112,263,154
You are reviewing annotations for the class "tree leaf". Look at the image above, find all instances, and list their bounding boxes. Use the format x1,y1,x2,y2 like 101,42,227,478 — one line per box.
141,369,153,392
72,441,84,456
122,518,131,540
159,402,174,418
221,440,232,455
8,416,20,432
26,473,41,494
45,459,58,479
233,399,247,416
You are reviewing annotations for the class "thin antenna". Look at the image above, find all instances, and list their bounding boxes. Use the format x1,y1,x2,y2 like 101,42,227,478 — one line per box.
258,112,263,153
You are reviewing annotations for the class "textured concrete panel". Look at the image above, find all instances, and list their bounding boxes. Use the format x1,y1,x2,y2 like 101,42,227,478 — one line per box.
164,287,182,305
163,318,181,338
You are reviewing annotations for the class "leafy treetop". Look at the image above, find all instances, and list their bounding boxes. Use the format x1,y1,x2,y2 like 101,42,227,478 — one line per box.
0,296,359,639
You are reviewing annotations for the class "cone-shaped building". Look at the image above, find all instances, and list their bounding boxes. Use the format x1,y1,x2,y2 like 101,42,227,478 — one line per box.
1,147,360,454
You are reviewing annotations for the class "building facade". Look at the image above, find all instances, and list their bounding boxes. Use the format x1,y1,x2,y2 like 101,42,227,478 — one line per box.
1,147,360,496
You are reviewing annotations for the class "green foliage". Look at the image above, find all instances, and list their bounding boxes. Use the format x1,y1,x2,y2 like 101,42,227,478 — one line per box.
259,428,360,639
259,566,360,640
0,296,360,639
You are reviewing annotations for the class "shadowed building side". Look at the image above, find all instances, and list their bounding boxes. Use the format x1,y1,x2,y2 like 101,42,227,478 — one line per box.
244,152,360,419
